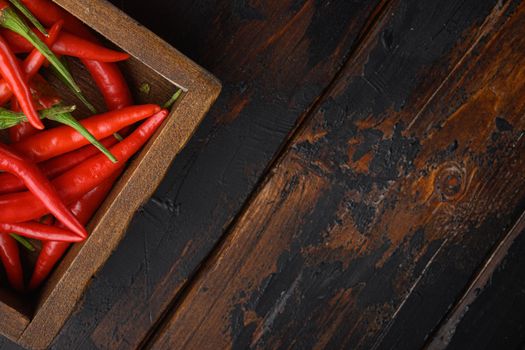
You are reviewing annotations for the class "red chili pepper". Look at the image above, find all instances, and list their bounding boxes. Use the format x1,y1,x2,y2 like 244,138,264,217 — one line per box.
51,32,129,62
0,137,119,194
0,21,64,107
0,234,23,291
14,0,134,110
81,59,133,110
0,33,43,129
11,104,160,163
0,110,168,223
38,136,118,179
6,21,63,142
7,115,38,141
1,29,130,62
23,0,133,109
19,0,94,40
29,75,62,109
7,74,63,142
6,98,36,142
23,20,63,76
28,169,122,290
0,142,86,238
0,222,83,242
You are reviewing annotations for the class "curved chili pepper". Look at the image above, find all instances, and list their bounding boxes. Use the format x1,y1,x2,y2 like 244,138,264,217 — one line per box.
0,142,86,238
0,33,42,129
28,169,122,290
12,104,160,163
0,137,119,194
52,32,129,62
2,29,130,62
0,222,83,242
81,59,133,110
0,234,23,291
0,110,168,223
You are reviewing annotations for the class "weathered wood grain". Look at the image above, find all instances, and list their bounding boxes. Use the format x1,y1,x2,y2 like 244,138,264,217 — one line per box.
443,231,525,350
148,0,525,348
427,212,525,349
48,1,390,349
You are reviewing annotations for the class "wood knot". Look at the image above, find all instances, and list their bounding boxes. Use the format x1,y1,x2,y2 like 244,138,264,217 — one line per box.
434,162,466,201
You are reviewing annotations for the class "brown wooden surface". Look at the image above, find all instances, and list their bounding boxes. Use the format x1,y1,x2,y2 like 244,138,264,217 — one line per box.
427,211,525,349
149,0,525,348
2,0,525,349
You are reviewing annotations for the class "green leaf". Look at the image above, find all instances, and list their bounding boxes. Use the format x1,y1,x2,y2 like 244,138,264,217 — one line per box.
8,0,47,36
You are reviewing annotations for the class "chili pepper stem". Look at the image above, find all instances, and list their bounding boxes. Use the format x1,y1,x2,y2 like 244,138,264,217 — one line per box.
0,7,89,101
10,233,34,251
163,89,182,109
47,108,118,163
0,104,75,129
50,61,97,113
8,0,47,36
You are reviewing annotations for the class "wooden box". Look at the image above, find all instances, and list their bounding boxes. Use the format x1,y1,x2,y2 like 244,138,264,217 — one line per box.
0,1,221,349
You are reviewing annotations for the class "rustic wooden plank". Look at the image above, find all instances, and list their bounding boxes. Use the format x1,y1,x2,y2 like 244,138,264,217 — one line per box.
427,211,525,349
147,0,525,348
46,0,388,349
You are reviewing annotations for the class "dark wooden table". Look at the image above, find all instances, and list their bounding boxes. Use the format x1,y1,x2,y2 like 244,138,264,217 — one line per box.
2,0,525,349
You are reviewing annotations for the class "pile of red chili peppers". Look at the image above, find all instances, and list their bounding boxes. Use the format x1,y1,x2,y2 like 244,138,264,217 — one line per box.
0,0,175,292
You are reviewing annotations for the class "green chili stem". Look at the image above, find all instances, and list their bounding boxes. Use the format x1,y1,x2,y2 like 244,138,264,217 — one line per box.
47,108,118,163
10,233,35,251
52,58,97,113
0,104,76,129
0,7,87,99
163,89,182,109
8,0,47,36
139,82,151,95
50,64,97,113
